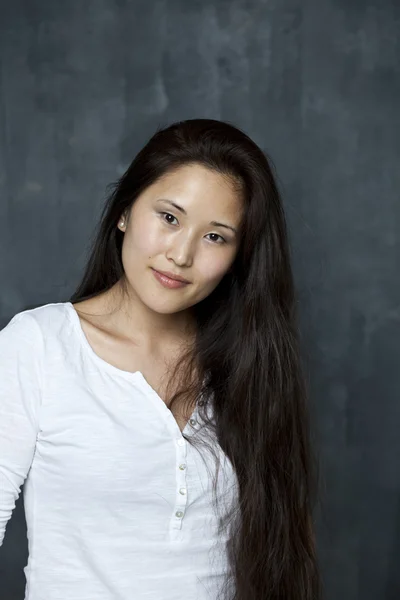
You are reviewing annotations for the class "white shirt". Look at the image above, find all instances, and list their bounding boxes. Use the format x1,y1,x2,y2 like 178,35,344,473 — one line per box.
0,302,238,600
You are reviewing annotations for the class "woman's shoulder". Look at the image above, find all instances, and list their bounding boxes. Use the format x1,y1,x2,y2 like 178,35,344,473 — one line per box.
1,302,72,340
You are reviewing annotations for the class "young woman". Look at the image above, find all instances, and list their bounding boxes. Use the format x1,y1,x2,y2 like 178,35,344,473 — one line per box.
0,118,322,599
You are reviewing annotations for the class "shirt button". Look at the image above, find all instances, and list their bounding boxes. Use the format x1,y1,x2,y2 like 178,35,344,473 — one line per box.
179,487,187,495
177,438,185,446
178,463,186,470
189,418,197,426
175,511,184,518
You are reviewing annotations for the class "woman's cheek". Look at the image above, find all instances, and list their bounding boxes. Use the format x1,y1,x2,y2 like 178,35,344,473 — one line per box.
198,256,231,286
132,222,164,255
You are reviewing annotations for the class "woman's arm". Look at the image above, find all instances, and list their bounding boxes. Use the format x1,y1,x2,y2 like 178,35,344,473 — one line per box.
0,312,43,546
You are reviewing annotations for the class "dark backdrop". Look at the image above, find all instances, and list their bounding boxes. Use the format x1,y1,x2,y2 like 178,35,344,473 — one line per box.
0,1,399,599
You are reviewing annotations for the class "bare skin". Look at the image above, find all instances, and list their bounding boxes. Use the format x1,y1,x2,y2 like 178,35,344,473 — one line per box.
72,290,196,432
72,164,244,432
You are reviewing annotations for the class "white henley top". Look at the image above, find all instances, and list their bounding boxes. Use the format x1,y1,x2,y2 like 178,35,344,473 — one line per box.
0,302,238,600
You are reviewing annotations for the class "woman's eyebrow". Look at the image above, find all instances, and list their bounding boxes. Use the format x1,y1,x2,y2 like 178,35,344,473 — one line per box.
156,198,237,235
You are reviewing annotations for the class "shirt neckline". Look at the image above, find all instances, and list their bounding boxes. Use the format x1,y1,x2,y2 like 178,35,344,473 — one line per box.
65,300,143,381
63,301,199,435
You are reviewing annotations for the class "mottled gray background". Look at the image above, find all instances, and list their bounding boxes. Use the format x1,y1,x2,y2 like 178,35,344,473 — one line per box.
0,1,399,599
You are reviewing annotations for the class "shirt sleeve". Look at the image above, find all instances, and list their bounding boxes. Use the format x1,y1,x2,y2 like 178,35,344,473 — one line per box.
0,312,43,546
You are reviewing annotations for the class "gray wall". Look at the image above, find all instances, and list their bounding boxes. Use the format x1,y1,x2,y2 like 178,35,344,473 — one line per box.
1,1,399,599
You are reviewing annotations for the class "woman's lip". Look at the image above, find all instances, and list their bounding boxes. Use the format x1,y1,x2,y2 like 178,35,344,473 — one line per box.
151,268,190,289
152,268,190,283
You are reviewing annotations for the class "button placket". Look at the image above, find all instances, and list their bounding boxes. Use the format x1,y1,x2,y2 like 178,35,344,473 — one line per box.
172,436,188,530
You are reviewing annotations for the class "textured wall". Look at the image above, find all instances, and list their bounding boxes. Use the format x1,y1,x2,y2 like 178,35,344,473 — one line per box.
0,1,399,599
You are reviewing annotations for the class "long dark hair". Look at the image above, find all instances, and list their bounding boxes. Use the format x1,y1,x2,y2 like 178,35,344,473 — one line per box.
69,118,322,600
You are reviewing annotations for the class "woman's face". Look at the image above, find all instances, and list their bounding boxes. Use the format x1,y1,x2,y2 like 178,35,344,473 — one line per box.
117,163,244,315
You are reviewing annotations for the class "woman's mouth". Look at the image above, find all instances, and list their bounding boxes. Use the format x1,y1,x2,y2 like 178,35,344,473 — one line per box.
151,268,190,289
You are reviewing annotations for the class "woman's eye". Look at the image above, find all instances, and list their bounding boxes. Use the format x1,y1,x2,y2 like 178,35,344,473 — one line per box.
160,211,178,226
159,212,226,244
206,233,226,244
